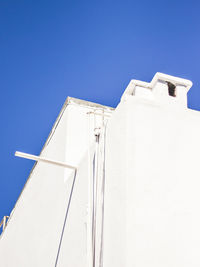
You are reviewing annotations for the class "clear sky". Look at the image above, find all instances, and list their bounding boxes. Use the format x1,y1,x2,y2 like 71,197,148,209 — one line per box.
0,0,200,223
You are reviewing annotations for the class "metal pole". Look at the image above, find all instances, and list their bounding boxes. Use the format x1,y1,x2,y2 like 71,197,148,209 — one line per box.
15,151,77,170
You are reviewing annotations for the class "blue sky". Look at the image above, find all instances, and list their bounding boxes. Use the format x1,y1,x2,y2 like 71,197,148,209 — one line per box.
0,0,200,223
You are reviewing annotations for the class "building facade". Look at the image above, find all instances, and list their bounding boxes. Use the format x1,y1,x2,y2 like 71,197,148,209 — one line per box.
1,73,199,267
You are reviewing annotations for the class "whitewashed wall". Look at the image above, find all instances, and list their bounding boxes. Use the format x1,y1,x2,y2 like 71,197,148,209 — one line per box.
103,74,200,267
0,97,112,267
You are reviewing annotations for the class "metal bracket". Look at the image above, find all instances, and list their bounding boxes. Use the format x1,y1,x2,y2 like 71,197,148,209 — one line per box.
0,216,9,233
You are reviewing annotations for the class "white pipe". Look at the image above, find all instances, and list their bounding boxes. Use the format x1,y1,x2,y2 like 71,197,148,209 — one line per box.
15,151,77,170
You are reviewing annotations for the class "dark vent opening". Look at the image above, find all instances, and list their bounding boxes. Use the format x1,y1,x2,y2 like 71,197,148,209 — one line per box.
167,82,176,97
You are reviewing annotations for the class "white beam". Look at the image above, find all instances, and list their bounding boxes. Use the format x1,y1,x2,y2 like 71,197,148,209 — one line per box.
15,151,77,170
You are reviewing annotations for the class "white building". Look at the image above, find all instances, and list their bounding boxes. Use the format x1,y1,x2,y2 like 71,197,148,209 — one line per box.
0,73,200,267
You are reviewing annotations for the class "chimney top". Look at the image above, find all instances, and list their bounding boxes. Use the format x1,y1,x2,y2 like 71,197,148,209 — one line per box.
121,72,193,107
